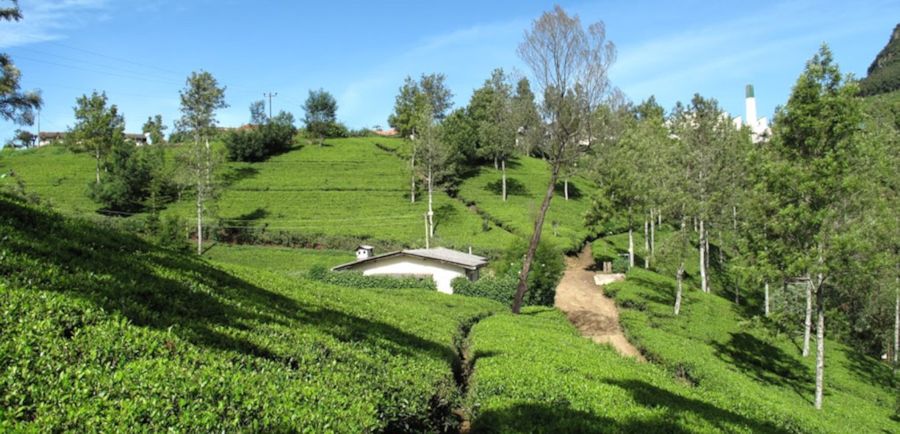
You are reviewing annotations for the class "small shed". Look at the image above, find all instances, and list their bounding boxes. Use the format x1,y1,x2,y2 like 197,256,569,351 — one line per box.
332,247,487,294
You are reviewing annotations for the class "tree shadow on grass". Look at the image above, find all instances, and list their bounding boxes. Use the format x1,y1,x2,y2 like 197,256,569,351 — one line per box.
842,347,897,390
484,177,528,197
711,332,814,404
470,379,794,433
218,166,260,187
0,194,458,369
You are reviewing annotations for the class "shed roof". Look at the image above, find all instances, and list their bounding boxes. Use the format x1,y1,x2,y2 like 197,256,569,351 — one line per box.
332,247,487,271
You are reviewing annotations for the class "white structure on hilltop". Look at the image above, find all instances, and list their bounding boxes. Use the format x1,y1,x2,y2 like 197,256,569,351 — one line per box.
732,84,771,143
332,246,487,294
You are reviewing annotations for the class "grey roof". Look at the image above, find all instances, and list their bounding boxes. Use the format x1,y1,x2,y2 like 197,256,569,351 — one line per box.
332,247,487,271
402,247,487,268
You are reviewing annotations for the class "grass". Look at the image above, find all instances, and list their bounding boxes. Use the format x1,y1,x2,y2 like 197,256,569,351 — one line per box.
203,244,354,276
466,308,810,433
0,192,504,431
1,138,520,255
456,157,597,252
598,228,899,433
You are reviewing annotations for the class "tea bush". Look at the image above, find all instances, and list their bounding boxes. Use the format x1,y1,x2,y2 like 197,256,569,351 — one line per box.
0,193,502,432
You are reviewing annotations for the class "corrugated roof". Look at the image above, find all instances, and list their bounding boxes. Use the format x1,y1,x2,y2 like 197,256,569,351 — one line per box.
332,247,487,271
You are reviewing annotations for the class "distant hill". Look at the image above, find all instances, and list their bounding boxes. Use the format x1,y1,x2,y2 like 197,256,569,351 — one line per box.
860,23,900,96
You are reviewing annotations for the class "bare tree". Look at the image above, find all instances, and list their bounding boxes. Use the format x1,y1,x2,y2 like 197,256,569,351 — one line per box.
511,6,615,314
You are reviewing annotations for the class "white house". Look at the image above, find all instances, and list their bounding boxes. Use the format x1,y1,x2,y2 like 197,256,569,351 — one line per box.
332,246,487,294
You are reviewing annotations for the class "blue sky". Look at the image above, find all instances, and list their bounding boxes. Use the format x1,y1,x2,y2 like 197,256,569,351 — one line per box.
1,0,897,142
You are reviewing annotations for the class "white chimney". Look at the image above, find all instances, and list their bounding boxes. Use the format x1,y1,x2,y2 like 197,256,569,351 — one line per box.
356,245,374,260
745,84,757,127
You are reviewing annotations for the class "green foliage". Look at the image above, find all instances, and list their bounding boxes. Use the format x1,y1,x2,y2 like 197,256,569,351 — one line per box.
0,50,42,126
452,274,519,306
224,117,296,163
142,114,166,145
457,156,598,252
302,88,340,144
88,142,161,212
176,70,228,141
591,238,619,263
604,266,899,432
204,244,354,275
307,265,437,291
860,24,900,96
0,193,503,431
495,239,564,306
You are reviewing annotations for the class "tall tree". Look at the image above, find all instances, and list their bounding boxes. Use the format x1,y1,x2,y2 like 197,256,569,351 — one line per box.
419,73,453,121
70,91,125,184
249,99,267,125
511,6,615,314
471,69,517,201
764,45,863,410
176,70,227,255
511,77,541,156
389,75,442,203
142,114,167,145
302,89,338,146
414,109,452,246
0,1,41,127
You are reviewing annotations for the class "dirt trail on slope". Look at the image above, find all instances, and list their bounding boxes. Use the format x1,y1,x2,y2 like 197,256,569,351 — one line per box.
554,245,645,361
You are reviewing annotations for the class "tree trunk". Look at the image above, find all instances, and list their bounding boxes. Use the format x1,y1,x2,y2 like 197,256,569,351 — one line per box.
564,178,569,201
424,213,430,249
628,228,635,269
643,219,650,268
699,219,707,293
704,228,711,292
501,158,507,202
427,167,434,239
95,145,101,184
814,274,825,410
650,209,656,255
803,278,813,357
658,211,662,227
410,150,416,203
732,205,737,232
764,281,770,317
511,163,560,314
675,262,684,315
196,188,203,255
894,276,898,367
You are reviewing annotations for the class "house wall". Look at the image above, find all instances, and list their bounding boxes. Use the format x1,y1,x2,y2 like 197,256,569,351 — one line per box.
351,256,468,294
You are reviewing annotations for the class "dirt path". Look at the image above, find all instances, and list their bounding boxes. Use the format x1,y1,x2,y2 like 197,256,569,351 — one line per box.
554,245,645,361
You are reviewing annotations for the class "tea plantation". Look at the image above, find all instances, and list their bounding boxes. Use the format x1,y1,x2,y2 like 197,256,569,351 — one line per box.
0,193,503,431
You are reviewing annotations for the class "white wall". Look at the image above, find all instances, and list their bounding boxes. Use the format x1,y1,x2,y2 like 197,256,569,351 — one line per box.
351,256,467,294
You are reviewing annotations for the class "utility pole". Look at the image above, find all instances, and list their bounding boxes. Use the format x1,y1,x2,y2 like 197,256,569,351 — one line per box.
264,92,278,119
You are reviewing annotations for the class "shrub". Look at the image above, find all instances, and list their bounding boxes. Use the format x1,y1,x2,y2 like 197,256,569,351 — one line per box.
489,239,564,307
224,122,296,162
307,265,436,291
452,274,518,305
591,239,619,263
612,256,629,273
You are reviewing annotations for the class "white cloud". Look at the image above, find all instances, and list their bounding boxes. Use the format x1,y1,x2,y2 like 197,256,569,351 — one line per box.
0,0,108,48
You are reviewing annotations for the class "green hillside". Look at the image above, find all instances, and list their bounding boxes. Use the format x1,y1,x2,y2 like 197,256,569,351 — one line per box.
0,192,502,431
456,157,596,252
4,137,600,255
860,23,900,96
2,180,896,432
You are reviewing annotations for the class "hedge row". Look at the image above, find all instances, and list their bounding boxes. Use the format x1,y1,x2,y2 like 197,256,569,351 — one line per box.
307,266,437,291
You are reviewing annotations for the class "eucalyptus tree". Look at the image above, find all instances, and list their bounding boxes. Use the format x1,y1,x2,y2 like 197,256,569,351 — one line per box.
471,69,518,201
413,109,453,245
70,91,125,184
763,45,864,409
511,6,616,313
389,75,449,203
176,70,228,255
302,89,338,146
142,114,167,145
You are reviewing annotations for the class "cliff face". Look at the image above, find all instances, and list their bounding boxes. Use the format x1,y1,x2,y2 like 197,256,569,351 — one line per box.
861,23,900,96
